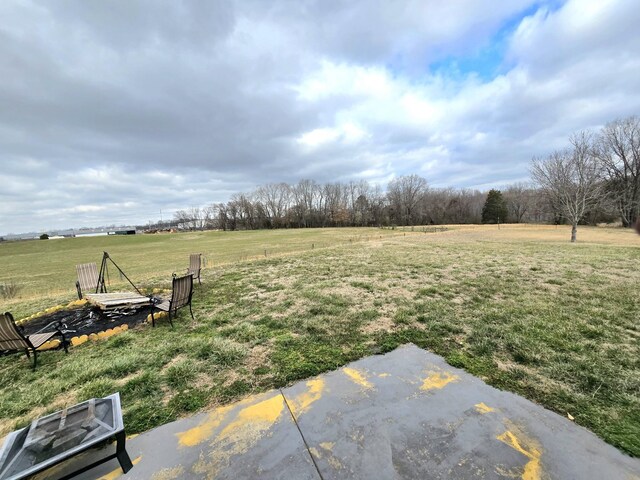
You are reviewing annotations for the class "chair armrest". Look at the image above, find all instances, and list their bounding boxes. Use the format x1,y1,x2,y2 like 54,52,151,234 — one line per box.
54,320,70,352
148,295,162,306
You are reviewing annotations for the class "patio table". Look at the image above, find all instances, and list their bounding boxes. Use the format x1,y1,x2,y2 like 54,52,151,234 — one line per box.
85,292,151,310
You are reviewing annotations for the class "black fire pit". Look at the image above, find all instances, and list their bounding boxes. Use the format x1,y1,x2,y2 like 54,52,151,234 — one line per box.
20,305,150,340
0,393,132,480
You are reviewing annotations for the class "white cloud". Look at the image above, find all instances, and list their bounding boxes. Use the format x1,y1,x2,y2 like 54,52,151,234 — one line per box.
1,0,640,233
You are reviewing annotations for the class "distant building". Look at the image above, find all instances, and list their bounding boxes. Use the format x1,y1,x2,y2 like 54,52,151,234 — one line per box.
75,232,109,237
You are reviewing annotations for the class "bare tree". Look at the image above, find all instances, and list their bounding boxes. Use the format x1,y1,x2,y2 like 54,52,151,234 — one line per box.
531,133,604,242
255,183,291,228
291,179,319,227
323,182,348,226
213,203,228,231
387,175,428,225
504,182,535,223
202,204,217,229
594,116,640,227
173,208,202,230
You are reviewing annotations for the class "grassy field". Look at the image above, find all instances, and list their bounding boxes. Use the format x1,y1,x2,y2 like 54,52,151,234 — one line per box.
0,225,639,456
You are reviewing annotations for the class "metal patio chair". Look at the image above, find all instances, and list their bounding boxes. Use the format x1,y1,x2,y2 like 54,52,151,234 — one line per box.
76,262,105,299
187,253,203,285
0,312,68,370
150,274,194,327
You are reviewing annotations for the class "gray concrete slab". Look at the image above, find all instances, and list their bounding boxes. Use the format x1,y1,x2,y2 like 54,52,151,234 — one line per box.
18,344,640,479
283,344,640,480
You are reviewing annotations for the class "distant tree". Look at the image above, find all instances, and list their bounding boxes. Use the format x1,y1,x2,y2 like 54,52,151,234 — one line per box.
531,132,604,242
39,233,49,240
256,183,291,228
503,183,534,223
481,189,508,224
387,175,428,225
593,116,640,227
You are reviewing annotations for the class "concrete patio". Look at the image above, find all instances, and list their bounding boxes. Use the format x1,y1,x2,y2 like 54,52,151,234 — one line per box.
31,344,640,479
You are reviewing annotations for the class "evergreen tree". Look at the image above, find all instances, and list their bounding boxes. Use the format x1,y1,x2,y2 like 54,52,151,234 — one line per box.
482,189,508,224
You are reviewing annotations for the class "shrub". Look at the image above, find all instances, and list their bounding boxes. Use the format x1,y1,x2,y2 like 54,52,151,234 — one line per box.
0,281,21,299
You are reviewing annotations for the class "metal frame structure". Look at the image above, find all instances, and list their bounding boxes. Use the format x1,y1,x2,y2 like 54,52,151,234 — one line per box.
97,251,144,296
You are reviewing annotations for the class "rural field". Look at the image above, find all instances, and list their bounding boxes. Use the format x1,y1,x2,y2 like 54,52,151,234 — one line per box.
0,225,639,457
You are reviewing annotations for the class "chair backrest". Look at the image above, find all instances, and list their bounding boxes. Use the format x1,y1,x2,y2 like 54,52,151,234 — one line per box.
171,274,193,310
76,262,100,293
188,253,201,277
0,312,28,352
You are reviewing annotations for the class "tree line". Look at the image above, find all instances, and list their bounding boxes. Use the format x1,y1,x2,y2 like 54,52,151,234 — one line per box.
172,178,545,231
171,115,638,240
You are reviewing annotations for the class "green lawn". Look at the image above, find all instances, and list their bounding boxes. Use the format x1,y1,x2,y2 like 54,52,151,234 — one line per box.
0,227,403,304
0,225,639,456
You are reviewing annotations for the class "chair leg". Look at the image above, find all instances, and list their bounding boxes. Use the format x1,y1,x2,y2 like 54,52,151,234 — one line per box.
115,430,133,473
54,325,69,353
25,349,30,359
32,349,38,370
189,303,194,320
150,308,156,328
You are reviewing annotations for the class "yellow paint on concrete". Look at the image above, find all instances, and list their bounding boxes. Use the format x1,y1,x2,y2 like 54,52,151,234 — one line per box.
319,441,335,451
71,335,88,346
97,456,142,480
378,373,391,378
217,394,284,440
309,442,344,470
176,403,236,447
193,393,286,475
151,465,185,480
287,378,325,416
36,339,61,351
309,447,322,459
343,367,374,389
475,402,495,414
420,370,459,390
497,428,542,480
327,455,344,470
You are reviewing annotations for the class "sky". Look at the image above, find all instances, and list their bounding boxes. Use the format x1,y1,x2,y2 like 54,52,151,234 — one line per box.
1,0,639,235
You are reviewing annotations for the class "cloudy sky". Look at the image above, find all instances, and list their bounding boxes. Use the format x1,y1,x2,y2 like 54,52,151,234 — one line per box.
1,0,639,234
